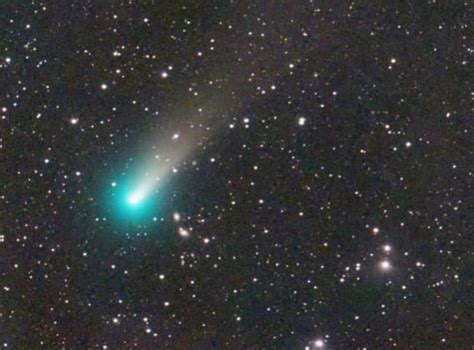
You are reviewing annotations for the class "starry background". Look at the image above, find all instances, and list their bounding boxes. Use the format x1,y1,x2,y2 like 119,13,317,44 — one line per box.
1,1,473,349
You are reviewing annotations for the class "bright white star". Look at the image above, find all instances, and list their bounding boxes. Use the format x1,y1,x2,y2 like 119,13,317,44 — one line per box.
380,260,391,270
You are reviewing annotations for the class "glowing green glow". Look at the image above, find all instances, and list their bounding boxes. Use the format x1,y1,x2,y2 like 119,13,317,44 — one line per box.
127,192,144,205
105,176,164,226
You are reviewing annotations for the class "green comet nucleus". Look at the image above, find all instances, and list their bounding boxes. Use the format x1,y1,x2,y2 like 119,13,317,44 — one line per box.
105,177,163,225
127,192,144,206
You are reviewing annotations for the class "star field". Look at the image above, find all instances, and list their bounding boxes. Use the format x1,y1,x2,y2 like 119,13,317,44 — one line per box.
1,1,473,349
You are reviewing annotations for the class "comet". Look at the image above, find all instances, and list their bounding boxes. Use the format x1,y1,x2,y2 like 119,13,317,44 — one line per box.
106,8,327,223
120,119,209,214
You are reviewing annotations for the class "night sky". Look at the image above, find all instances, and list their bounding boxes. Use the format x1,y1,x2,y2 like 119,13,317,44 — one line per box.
1,1,473,349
